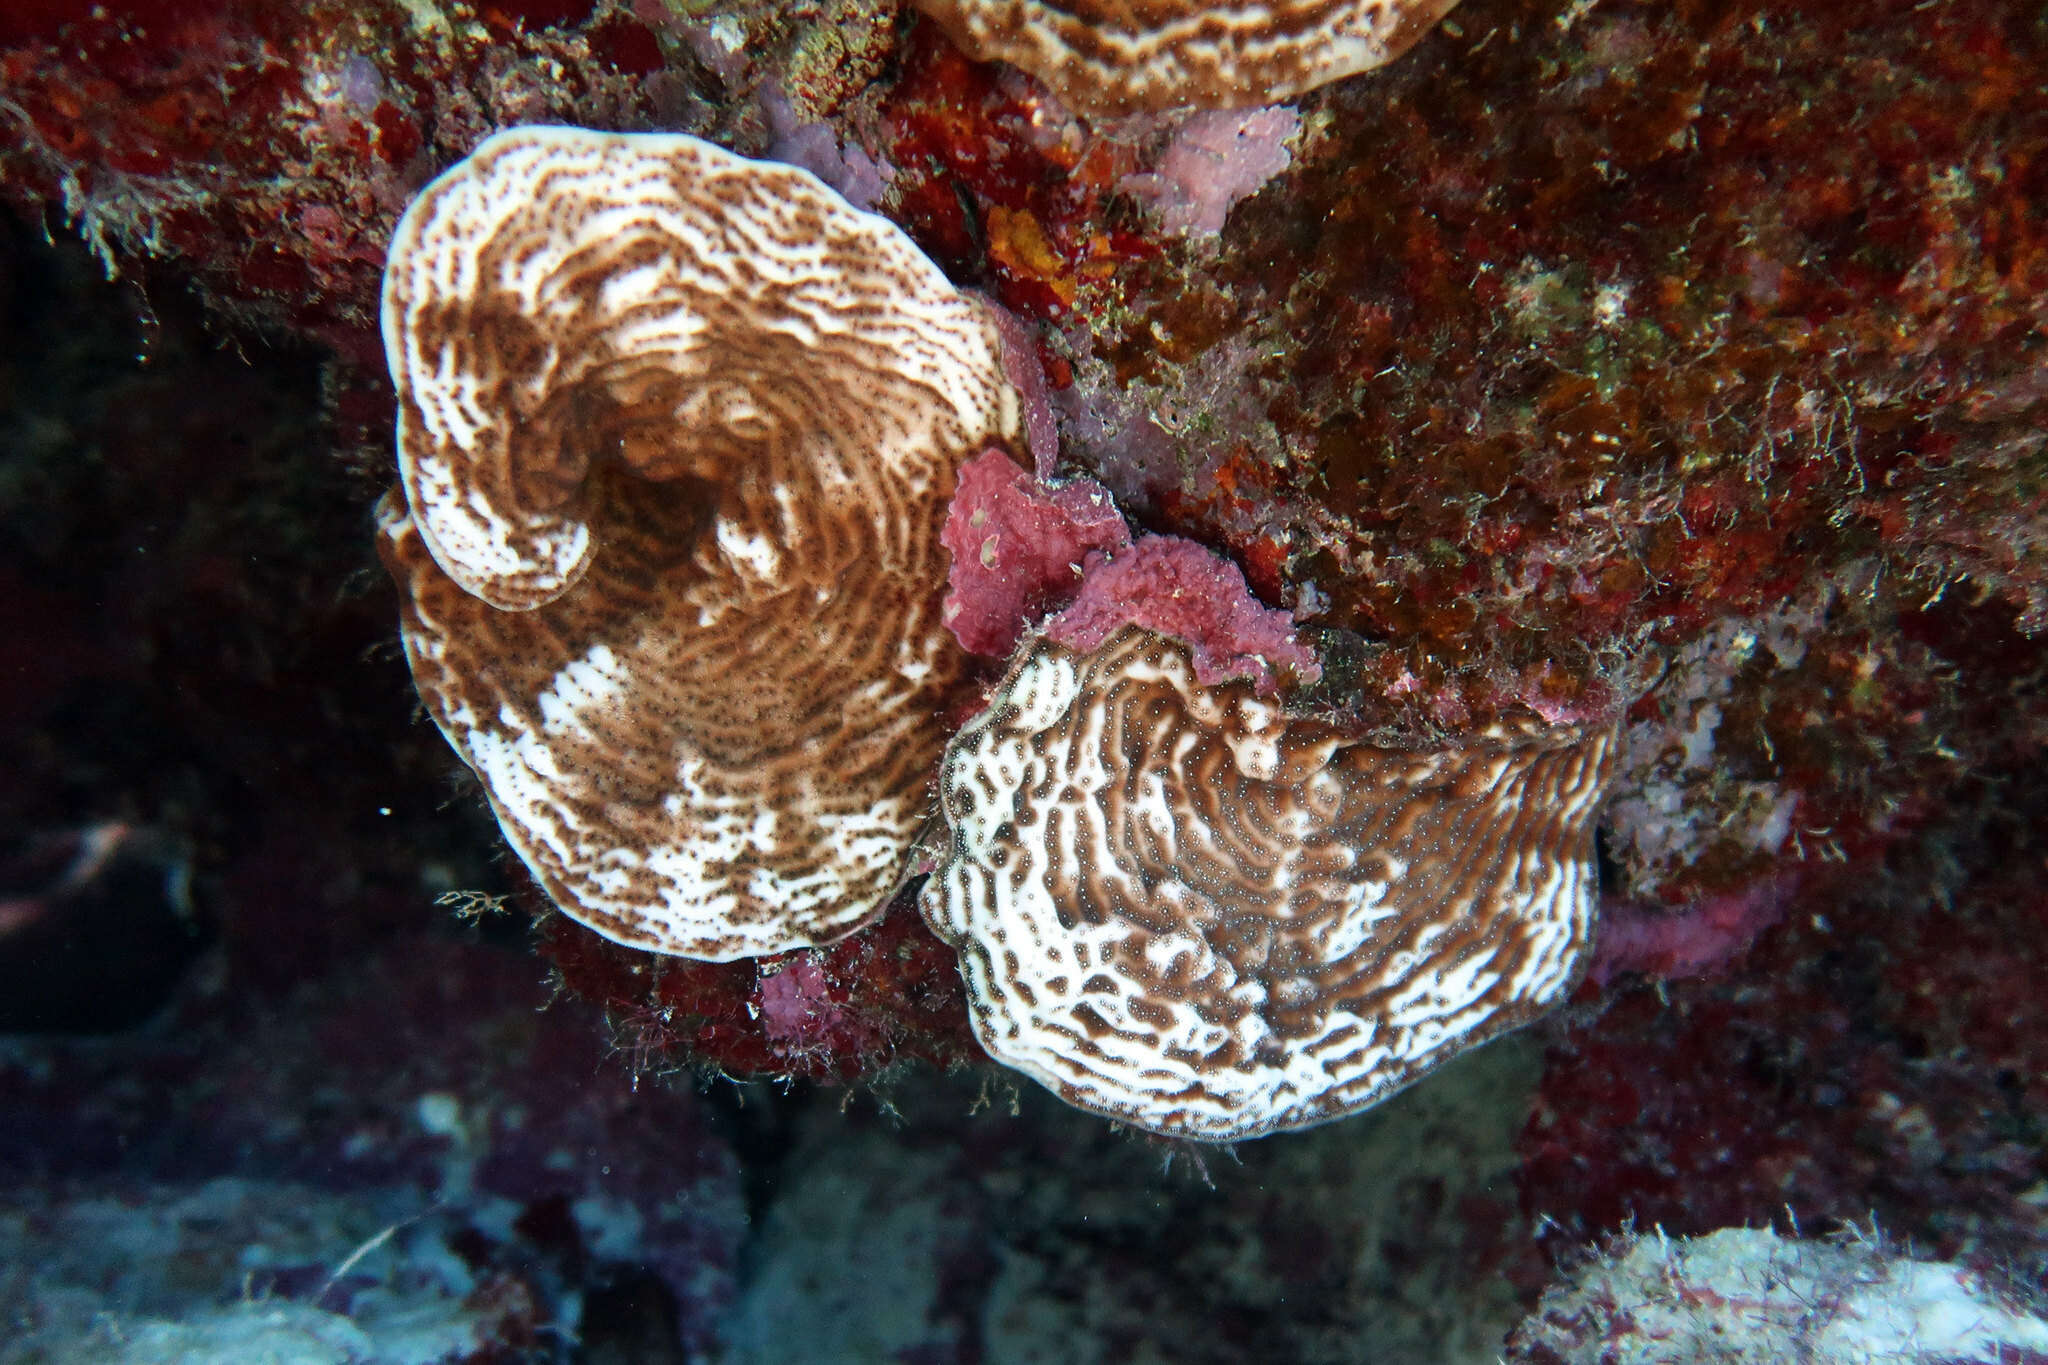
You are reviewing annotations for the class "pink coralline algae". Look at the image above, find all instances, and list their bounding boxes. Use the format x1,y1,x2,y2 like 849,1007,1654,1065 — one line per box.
758,87,894,212
940,449,1129,658
941,449,1318,693
1120,107,1300,238
1046,535,1321,695
755,955,886,1060
1586,876,1799,988
986,300,1065,474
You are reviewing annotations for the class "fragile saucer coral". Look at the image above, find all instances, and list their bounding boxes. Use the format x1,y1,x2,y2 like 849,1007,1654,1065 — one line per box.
921,625,1617,1140
378,126,1023,961
911,0,1465,113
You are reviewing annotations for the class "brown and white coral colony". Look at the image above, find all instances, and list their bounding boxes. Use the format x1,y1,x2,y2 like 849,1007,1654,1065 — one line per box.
377,122,1617,1141
377,126,1022,961
922,627,1617,1141
909,0,1467,113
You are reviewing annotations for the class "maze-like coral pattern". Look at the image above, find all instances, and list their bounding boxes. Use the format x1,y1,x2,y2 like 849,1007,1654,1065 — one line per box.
379,128,1022,960
924,626,1616,1139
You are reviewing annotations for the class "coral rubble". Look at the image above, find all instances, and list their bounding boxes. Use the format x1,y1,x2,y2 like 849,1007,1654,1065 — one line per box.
1505,1225,2048,1364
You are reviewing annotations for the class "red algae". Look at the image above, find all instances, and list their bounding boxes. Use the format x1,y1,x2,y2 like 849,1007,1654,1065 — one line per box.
756,957,884,1058
1209,0,2048,663
1524,766,2048,1274
881,20,1159,322
542,894,977,1087
0,0,683,353
1119,107,1298,237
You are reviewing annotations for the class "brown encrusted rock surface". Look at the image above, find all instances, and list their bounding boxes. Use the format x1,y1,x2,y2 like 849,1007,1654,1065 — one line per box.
921,624,1617,1140
377,126,1023,961
911,0,1464,113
